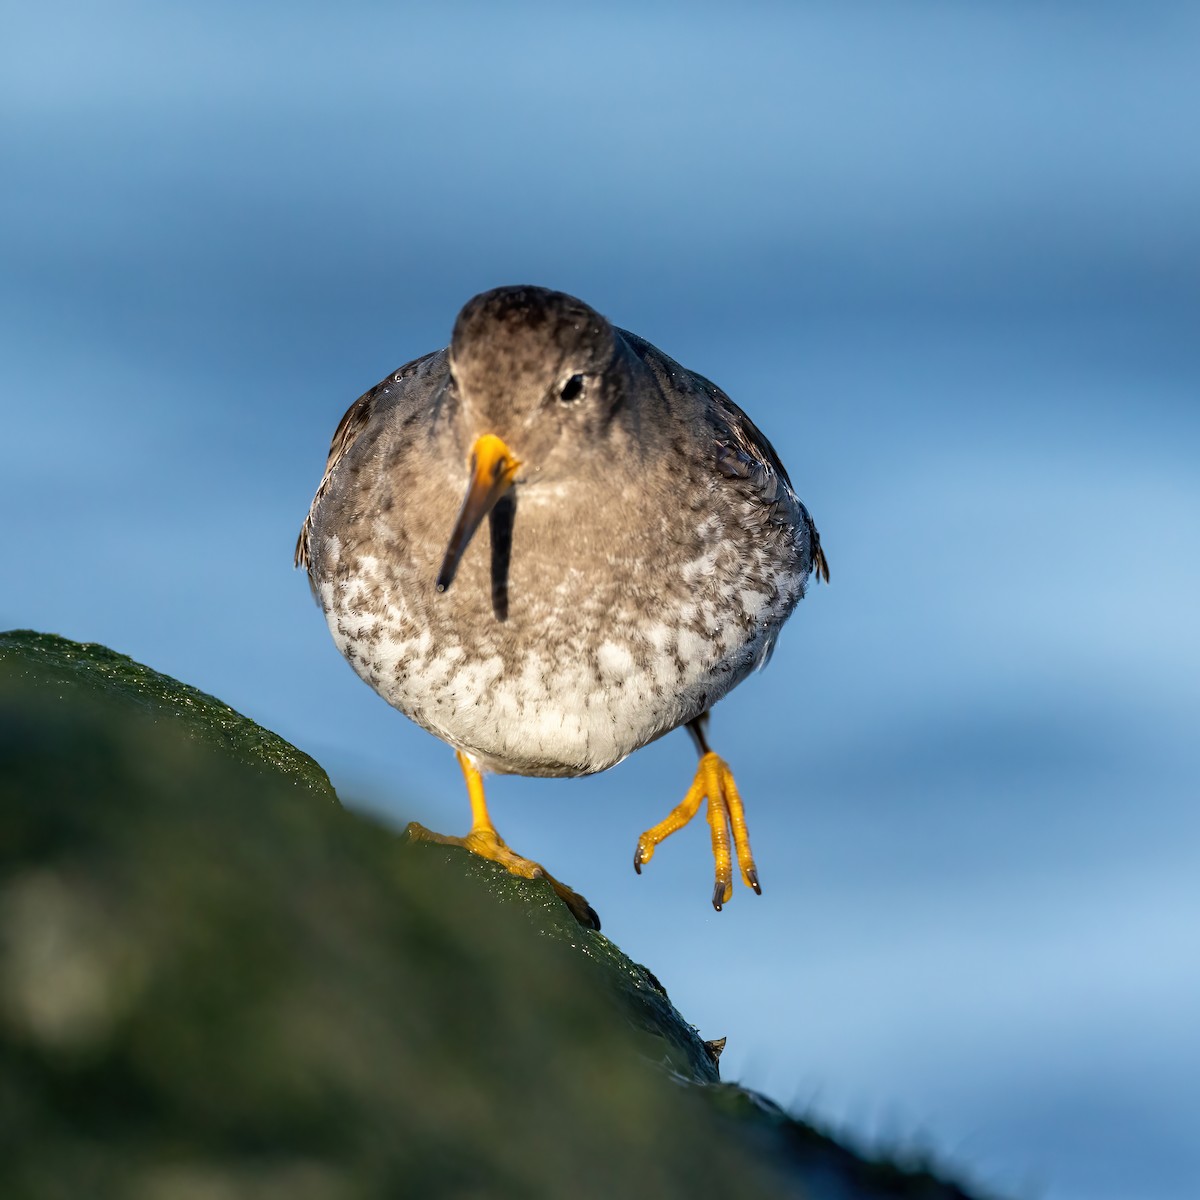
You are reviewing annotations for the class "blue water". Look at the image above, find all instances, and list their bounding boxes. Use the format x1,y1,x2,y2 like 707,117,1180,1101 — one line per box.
4,4,1199,1196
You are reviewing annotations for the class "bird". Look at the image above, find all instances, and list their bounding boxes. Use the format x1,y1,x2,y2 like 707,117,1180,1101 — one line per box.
296,285,828,929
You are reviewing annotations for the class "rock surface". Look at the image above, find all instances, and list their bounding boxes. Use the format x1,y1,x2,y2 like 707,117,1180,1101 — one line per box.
0,631,995,1199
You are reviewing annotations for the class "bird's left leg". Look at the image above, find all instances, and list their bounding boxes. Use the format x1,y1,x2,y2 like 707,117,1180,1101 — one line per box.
406,751,600,930
632,714,761,911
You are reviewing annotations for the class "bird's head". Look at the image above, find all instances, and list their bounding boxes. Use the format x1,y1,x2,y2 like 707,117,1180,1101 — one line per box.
436,285,625,592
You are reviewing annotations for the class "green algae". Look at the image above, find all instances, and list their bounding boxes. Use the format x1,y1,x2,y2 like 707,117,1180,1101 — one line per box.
0,630,331,794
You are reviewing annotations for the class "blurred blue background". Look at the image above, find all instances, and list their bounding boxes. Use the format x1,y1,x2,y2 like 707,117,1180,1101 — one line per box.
4,3,1198,1196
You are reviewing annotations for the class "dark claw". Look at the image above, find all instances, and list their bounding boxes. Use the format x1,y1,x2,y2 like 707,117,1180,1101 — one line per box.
748,868,761,895
551,883,602,932
712,882,725,911
632,847,643,875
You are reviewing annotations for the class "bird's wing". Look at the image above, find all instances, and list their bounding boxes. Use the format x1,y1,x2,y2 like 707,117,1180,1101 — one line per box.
294,350,439,570
617,328,829,584
702,379,830,584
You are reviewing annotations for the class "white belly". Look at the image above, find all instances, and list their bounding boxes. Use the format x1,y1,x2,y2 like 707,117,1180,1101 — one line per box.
320,572,782,777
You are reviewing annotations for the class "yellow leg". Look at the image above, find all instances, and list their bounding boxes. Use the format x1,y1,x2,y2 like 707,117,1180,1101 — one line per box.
634,745,761,912
405,751,600,930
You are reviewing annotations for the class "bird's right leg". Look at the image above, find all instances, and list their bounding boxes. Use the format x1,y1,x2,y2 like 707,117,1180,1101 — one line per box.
405,751,600,930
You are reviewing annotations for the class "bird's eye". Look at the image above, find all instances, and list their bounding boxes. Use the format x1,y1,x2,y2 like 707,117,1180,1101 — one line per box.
559,374,585,404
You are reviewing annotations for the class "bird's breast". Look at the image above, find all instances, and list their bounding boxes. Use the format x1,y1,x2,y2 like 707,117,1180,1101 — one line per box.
315,474,806,776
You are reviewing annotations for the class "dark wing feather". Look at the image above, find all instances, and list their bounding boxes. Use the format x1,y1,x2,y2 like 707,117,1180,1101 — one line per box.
294,350,438,570
705,382,829,584
810,527,830,584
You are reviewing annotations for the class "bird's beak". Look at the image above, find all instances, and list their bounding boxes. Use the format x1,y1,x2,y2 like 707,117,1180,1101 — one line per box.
436,433,521,592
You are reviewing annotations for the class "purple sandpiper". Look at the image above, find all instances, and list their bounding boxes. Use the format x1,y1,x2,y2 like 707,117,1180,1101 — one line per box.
297,285,828,928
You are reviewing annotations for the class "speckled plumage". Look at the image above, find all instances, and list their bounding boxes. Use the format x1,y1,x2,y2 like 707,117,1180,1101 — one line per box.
297,286,826,780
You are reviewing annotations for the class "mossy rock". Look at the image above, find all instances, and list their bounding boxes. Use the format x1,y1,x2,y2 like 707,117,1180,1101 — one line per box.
0,631,995,1200
0,629,331,793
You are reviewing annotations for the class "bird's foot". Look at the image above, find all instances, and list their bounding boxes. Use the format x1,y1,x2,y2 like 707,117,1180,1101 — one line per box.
632,751,761,911
405,821,601,931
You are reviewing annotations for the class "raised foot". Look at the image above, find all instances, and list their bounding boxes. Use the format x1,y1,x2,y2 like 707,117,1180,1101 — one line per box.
633,752,761,912
405,821,601,931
